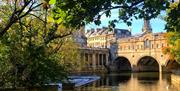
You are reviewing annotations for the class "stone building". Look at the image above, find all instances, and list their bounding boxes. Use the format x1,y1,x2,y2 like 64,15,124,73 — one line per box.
110,19,180,72
85,27,131,48
73,27,110,72
79,47,109,72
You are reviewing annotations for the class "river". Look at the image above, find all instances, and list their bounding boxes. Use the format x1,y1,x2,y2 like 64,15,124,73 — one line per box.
75,72,180,91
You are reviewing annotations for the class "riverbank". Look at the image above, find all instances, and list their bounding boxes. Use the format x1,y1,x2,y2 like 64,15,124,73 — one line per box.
171,74,180,90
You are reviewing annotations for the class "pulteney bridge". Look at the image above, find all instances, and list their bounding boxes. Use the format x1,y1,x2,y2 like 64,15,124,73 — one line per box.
109,32,180,72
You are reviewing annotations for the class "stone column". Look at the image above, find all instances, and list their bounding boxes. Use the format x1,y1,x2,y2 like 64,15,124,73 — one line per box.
97,53,100,67
92,53,96,69
159,64,163,88
106,53,109,65
86,53,89,68
159,64,162,72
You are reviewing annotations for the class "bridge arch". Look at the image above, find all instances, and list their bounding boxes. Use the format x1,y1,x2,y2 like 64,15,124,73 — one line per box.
136,56,159,72
165,59,180,72
114,56,132,72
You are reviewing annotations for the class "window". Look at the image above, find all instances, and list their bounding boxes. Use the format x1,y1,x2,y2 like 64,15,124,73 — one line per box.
162,43,164,47
141,45,143,49
144,39,151,48
157,44,159,48
137,45,139,49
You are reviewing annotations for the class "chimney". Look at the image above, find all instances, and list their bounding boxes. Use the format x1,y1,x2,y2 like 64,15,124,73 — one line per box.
91,28,95,32
86,29,90,33
96,28,101,32
102,27,108,30
142,19,152,33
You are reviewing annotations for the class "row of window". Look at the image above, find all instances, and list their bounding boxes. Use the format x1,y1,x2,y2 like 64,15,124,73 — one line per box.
88,37,106,41
119,43,167,50
88,42,108,48
88,35,115,41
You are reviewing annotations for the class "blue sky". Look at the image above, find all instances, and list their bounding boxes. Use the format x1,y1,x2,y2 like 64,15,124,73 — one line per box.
85,9,166,35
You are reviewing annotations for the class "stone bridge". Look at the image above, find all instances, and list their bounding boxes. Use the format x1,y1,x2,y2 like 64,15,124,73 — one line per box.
109,32,180,72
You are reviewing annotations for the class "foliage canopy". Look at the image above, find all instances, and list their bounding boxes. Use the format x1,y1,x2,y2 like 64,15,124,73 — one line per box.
164,2,180,63
0,0,80,88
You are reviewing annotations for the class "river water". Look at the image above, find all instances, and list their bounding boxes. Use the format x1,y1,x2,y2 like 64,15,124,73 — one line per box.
75,72,180,91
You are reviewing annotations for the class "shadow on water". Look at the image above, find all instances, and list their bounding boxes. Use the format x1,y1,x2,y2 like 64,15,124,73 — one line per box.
107,72,131,86
135,72,159,84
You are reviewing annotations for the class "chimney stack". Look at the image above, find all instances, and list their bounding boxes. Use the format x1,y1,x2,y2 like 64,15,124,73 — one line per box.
142,19,152,33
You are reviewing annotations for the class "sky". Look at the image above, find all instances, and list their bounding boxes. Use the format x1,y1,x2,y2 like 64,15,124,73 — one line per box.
85,9,167,35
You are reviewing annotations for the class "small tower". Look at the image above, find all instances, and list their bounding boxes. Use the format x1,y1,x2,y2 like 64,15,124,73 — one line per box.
142,19,152,33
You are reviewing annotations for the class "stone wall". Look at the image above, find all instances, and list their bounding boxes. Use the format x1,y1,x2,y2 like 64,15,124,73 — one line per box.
171,74,180,90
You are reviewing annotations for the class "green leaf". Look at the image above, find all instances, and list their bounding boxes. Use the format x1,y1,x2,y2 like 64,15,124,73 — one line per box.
127,21,132,26
49,0,56,5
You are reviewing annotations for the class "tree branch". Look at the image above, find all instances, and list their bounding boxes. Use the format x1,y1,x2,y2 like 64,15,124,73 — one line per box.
50,40,65,54
45,32,72,44
29,13,46,23
0,0,43,37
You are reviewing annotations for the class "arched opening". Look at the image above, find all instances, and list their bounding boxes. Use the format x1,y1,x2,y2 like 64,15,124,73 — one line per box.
114,57,132,72
166,60,180,72
137,56,159,72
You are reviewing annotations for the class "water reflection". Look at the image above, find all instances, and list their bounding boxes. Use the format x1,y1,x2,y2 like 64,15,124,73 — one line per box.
108,73,131,86
136,72,159,84
76,72,180,91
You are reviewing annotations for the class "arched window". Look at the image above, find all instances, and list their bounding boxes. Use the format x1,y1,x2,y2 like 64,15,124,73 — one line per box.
144,39,151,48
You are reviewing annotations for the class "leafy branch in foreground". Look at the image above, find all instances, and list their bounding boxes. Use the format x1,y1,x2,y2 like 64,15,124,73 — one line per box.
164,2,180,64
0,0,80,87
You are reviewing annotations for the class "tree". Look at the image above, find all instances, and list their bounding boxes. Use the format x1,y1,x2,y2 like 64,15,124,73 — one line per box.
0,16,80,88
163,32,180,63
164,2,180,63
0,1,80,87
53,0,170,27
0,0,43,37
166,2,180,32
